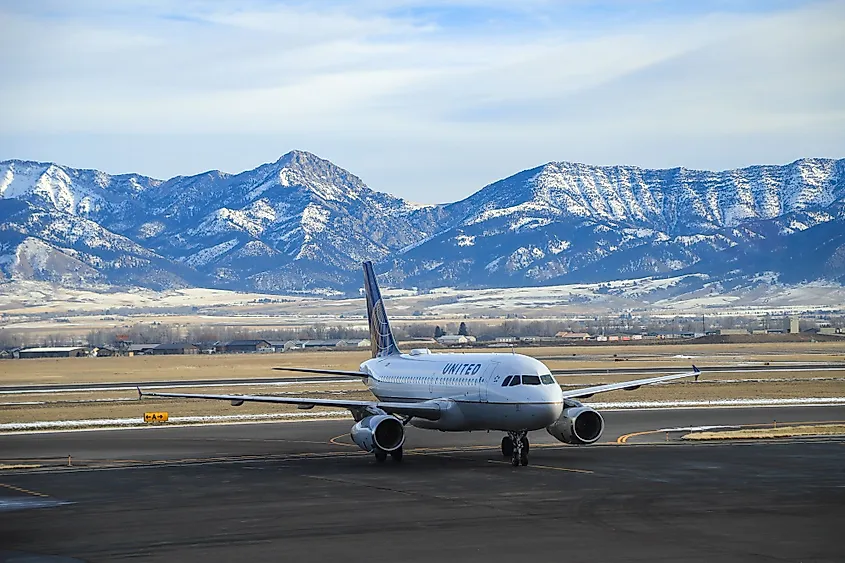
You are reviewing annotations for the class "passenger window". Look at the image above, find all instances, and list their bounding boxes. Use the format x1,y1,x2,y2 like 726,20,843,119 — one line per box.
522,375,541,385
540,374,555,385
509,376,521,386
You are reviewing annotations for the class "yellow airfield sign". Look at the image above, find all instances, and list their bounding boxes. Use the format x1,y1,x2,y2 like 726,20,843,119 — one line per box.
144,412,169,423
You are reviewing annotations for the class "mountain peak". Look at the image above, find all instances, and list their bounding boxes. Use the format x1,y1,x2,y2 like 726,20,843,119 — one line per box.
2,154,843,292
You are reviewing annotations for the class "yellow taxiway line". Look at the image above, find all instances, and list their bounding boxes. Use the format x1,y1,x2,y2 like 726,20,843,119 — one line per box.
0,482,50,498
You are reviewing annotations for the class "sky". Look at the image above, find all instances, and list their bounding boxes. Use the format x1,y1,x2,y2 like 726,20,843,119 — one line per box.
1,0,843,203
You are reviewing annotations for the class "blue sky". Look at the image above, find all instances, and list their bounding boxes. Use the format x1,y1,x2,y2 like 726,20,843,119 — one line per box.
1,0,843,203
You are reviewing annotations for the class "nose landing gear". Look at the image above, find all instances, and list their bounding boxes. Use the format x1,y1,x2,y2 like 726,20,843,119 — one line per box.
502,432,529,466
374,446,403,463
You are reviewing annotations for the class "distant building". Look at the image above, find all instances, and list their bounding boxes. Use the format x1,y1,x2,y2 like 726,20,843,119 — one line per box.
19,346,88,359
519,336,557,344
436,335,476,346
555,331,591,340
784,316,800,334
93,346,119,357
717,329,748,336
196,341,220,354
0,348,20,359
126,344,160,356
223,340,272,353
151,343,199,355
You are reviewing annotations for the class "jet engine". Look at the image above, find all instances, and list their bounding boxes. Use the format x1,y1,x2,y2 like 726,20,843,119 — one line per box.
546,405,604,445
350,415,405,453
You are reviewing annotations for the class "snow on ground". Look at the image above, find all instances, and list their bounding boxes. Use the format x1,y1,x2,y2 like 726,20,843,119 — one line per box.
588,397,845,409
182,238,240,268
0,411,351,432
3,398,844,433
1,274,844,323
0,281,315,313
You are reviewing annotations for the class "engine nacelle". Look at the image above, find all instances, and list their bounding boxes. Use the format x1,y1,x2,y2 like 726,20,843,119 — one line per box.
350,415,405,453
546,406,605,445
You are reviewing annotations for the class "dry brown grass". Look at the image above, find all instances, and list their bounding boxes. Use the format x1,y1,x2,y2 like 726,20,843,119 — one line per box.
683,424,845,440
3,341,844,388
1,342,844,426
0,351,372,386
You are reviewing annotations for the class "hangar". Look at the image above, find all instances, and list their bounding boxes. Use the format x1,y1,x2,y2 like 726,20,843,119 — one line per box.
18,346,88,359
151,343,200,355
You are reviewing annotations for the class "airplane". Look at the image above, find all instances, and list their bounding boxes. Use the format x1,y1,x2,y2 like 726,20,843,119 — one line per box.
141,261,701,467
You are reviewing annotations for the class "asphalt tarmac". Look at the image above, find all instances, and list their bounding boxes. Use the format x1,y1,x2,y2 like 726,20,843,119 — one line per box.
1,406,843,562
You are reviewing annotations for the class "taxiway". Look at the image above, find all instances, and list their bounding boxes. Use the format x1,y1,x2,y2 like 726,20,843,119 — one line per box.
0,406,843,562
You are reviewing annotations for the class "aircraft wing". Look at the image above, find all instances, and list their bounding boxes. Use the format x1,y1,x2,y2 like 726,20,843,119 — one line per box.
139,389,442,421
561,365,701,399
272,367,367,378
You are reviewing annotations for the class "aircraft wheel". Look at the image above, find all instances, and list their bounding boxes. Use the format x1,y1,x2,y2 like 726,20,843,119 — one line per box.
520,452,528,466
390,447,403,463
374,449,387,463
501,436,514,457
521,436,529,454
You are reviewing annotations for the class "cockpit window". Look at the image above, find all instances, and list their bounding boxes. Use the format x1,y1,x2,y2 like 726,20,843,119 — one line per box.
522,375,541,385
501,375,513,387
508,375,521,386
540,374,555,385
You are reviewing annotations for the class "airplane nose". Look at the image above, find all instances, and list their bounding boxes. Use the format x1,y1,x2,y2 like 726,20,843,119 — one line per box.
546,400,563,424
529,397,563,426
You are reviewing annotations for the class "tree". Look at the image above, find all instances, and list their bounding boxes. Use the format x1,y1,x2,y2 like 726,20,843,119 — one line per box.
434,325,444,338
458,322,468,336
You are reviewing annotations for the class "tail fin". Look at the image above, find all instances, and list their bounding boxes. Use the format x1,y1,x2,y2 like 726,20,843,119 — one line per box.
363,261,400,358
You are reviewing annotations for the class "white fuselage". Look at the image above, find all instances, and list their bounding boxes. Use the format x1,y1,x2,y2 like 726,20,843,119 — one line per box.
360,350,564,432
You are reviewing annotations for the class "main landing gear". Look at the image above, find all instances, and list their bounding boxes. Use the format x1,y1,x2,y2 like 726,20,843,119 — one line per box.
374,447,403,463
501,432,529,467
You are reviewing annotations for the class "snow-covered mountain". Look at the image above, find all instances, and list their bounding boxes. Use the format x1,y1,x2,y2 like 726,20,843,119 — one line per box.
1,153,843,292
385,158,845,288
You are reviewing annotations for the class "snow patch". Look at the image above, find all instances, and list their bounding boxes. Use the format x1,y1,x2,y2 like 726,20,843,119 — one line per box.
548,239,571,254
455,234,475,247
183,238,240,267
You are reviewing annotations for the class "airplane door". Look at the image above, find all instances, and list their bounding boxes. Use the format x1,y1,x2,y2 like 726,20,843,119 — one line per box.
479,361,499,403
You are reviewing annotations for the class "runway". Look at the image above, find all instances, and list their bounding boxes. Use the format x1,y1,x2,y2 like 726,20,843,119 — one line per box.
1,406,843,562
0,375,358,395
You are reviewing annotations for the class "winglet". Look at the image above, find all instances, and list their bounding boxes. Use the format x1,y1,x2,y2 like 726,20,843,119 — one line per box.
692,365,700,381
137,386,143,400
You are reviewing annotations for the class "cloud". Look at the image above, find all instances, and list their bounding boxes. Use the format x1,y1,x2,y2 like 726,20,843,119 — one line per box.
0,0,843,202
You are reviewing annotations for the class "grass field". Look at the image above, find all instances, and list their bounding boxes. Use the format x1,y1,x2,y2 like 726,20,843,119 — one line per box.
1,341,844,426
683,424,845,440
3,341,845,387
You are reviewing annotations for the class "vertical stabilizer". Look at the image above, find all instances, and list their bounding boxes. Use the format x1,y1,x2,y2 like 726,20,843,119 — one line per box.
363,261,400,358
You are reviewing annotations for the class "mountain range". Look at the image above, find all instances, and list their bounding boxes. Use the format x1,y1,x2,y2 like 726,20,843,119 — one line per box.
1,151,843,294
